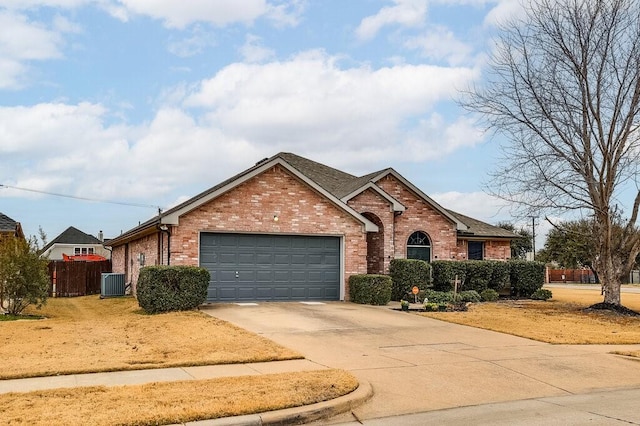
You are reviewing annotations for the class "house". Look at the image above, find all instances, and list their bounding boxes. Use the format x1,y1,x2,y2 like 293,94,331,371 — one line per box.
107,152,518,302
0,213,25,240
41,226,110,261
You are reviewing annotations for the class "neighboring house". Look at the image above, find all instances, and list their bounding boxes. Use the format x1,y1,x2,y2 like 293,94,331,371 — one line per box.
107,152,518,302
41,227,111,261
0,213,25,240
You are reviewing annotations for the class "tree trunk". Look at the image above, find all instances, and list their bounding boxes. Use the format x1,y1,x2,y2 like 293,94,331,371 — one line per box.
601,271,622,305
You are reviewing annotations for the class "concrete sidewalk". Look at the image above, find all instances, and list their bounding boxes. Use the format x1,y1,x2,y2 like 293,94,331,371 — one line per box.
0,359,327,394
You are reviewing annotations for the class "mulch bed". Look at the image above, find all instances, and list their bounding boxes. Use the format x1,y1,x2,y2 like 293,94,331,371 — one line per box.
585,303,640,317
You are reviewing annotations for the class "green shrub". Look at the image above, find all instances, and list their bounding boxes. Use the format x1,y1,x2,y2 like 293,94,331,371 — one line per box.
423,302,440,312
137,266,210,314
480,288,500,302
431,260,467,291
464,261,493,292
488,261,511,291
531,288,553,300
389,259,431,301
421,289,455,304
349,274,392,305
509,260,545,297
458,290,481,303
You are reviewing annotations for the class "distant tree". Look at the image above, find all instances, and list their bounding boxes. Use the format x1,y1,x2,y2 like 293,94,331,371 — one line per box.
0,235,49,315
537,219,596,269
497,222,532,259
462,0,640,306
538,217,640,282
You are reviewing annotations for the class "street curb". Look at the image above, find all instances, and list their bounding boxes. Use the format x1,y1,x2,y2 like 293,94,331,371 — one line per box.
183,379,373,426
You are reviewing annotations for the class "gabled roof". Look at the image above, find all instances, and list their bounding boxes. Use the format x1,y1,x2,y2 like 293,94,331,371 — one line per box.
107,153,381,247
41,226,103,253
365,169,469,231
0,212,25,239
447,210,520,239
106,152,517,247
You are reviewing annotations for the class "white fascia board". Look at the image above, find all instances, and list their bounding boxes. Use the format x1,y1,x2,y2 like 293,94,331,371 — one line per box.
161,158,379,233
371,170,469,232
340,182,406,212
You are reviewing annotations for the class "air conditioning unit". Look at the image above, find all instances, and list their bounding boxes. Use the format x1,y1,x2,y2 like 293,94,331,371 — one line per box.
101,273,126,298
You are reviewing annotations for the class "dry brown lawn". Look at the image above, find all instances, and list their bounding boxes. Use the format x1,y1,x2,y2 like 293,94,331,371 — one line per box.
0,296,301,379
0,369,358,426
422,287,640,346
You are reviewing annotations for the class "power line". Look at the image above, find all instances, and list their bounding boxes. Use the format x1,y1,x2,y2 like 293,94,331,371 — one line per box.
0,184,163,211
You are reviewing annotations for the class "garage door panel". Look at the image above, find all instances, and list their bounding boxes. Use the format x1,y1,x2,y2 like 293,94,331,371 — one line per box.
200,233,340,302
237,253,255,265
274,254,290,264
256,253,272,264
237,287,256,300
218,253,236,264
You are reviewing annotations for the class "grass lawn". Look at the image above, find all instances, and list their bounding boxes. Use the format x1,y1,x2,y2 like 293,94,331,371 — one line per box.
0,370,358,426
421,287,640,348
0,296,362,425
1,295,301,380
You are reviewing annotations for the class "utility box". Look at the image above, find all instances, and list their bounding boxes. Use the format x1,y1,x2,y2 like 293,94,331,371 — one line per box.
101,273,126,298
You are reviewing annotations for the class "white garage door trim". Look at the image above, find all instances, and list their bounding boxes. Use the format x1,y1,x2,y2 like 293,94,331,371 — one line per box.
199,232,344,302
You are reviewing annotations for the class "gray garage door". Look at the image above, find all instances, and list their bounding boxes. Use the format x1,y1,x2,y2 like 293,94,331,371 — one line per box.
200,233,340,302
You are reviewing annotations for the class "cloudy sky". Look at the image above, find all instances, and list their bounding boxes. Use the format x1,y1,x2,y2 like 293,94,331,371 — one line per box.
1,0,549,246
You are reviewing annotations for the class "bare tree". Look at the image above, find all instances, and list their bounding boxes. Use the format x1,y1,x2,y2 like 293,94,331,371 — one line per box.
463,0,640,306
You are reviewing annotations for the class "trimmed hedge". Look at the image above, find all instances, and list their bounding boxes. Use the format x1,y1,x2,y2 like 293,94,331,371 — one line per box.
389,259,431,301
464,260,493,292
509,260,545,297
431,260,466,291
137,266,210,314
489,261,511,291
349,274,392,305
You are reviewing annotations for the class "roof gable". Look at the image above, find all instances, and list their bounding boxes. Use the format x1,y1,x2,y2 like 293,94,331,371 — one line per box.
0,212,25,239
369,169,469,231
41,226,102,252
0,212,18,232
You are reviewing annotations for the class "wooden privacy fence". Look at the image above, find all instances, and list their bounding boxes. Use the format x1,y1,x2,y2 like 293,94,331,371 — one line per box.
547,268,596,284
48,260,112,297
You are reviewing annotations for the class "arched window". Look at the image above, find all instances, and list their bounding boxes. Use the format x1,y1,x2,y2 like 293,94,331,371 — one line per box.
407,231,431,262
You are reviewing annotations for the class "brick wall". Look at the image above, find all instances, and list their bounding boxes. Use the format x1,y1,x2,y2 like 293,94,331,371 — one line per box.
484,240,511,260
347,188,395,274
375,174,458,261
110,233,159,292
169,165,368,299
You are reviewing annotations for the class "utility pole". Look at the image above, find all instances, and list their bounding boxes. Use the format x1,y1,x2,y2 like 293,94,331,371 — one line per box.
529,216,536,261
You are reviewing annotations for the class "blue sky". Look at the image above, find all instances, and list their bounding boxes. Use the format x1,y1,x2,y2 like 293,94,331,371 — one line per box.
1,0,550,246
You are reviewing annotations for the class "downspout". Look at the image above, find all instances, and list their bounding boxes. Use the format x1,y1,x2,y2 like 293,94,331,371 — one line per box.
159,225,171,265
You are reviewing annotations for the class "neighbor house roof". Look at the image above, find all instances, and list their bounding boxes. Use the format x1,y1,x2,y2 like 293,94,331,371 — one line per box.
0,212,25,239
41,226,103,253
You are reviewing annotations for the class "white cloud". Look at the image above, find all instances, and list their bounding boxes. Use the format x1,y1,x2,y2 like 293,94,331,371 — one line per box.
0,50,484,205
239,34,275,63
167,26,217,57
404,25,473,65
0,10,70,88
431,191,510,223
483,0,524,26
110,0,301,29
356,0,428,41
186,50,477,144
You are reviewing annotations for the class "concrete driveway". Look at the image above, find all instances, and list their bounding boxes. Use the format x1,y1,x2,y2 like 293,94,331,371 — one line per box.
202,302,640,423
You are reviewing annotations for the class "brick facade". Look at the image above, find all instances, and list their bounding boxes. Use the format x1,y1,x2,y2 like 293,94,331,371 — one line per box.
109,154,514,301
347,188,395,274
375,174,458,261
118,165,368,298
